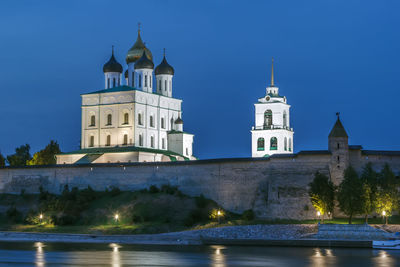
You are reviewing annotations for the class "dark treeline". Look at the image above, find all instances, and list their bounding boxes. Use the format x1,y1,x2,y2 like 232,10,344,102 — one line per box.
309,163,399,224
0,141,60,167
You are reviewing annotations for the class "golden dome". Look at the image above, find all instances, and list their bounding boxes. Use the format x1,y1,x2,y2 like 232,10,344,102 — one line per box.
126,30,153,64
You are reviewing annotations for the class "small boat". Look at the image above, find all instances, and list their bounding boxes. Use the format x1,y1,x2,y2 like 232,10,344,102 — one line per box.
373,240,400,250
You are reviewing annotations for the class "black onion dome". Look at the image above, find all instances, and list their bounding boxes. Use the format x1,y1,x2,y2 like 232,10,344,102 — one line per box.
103,50,123,73
124,69,128,78
134,50,154,70
155,56,174,75
126,31,153,64
175,117,183,124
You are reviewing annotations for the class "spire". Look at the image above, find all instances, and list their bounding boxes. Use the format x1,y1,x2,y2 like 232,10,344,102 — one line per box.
112,45,114,56
270,57,275,87
138,22,141,35
163,48,166,57
329,113,348,138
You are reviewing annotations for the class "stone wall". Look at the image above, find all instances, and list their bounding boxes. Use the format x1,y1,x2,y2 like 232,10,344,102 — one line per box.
0,154,331,220
1,149,399,220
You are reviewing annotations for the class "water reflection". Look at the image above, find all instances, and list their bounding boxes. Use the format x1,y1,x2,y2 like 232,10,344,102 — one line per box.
211,245,227,267
310,248,336,267
374,250,395,267
109,243,121,267
34,242,45,267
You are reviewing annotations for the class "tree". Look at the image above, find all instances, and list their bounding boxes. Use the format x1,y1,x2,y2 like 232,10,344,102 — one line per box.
0,152,5,167
360,163,378,223
308,171,335,223
376,164,399,224
7,144,31,167
27,140,61,166
337,166,364,224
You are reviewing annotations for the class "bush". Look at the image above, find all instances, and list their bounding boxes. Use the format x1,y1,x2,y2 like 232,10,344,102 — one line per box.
160,184,179,195
109,186,121,197
149,185,159,194
195,194,208,208
6,206,22,223
241,209,255,221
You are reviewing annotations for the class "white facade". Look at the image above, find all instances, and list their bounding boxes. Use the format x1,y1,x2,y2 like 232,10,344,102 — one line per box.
56,29,195,164
251,62,294,157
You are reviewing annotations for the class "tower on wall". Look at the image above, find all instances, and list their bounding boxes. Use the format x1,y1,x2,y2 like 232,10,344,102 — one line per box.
251,59,294,157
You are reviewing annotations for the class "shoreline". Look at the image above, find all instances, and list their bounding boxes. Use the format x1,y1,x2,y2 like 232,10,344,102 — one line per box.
0,224,391,248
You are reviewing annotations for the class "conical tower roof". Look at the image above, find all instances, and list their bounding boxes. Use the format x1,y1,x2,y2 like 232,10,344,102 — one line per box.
329,114,348,138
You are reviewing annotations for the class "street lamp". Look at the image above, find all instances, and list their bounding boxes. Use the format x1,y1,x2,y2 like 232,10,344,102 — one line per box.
39,213,43,223
114,214,119,222
382,211,387,225
317,211,321,224
217,210,222,224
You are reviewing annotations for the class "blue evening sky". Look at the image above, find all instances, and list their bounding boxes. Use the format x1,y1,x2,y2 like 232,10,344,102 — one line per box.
0,0,399,159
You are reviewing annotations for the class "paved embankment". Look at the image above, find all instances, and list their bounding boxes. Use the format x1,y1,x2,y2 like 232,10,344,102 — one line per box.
0,224,395,247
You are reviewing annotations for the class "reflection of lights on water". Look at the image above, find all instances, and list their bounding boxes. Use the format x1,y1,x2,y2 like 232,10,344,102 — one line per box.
379,250,388,258
325,249,333,257
109,243,121,267
310,248,337,267
34,242,45,267
211,245,226,267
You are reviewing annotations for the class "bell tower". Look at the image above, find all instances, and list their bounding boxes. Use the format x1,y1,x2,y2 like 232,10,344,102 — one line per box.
251,59,294,157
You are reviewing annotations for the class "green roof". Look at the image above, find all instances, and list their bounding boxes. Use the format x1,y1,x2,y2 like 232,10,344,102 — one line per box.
58,145,189,160
82,85,136,95
329,118,348,138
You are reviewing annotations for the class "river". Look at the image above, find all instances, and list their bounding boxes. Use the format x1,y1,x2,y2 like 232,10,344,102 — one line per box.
0,242,399,266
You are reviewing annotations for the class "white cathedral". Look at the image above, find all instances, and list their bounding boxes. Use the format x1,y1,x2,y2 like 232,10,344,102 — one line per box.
56,28,195,164
251,59,294,157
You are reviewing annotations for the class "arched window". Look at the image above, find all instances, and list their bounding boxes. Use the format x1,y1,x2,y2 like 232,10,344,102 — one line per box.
145,75,148,87
150,116,154,127
270,137,277,150
90,115,95,126
161,118,165,129
162,138,165,149
138,113,143,125
283,111,287,128
186,148,189,156
107,114,112,126
139,134,143,146
139,74,142,87
123,134,128,145
165,80,167,91
170,118,174,130
112,78,116,88
169,81,172,92
289,138,292,151
149,75,152,88
159,80,162,92
257,138,265,151
106,135,111,146
132,73,135,87
150,136,154,148
107,78,110,89
89,136,94,147
264,110,272,129
284,137,287,151
124,113,129,125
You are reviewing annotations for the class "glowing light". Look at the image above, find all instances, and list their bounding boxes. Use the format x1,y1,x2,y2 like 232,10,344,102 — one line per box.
317,211,321,217
39,214,43,220
382,211,386,216
217,210,221,216
114,214,119,221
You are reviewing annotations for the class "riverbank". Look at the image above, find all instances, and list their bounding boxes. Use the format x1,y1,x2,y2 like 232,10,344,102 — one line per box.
0,224,396,247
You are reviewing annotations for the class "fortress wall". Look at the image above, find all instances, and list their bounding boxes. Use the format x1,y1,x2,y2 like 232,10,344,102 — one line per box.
0,154,332,220
349,150,400,173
